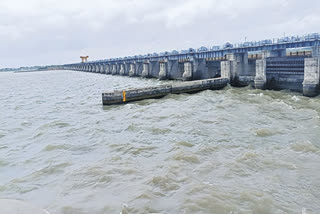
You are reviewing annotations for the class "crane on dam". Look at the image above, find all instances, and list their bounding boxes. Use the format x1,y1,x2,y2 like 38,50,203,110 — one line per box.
80,56,89,63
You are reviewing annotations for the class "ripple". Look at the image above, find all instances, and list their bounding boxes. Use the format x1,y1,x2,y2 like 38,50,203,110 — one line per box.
61,206,87,214
255,128,281,137
171,151,200,164
176,141,194,147
43,144,70,152
148,175,180,191
237,151,258,162
21,120,32,127
192,161,221,175
0,145,8,150
196,145,219,155
64,96,73,100
125,123,140,131
37,120,71,130
290,141,320,154
109,143,158,156
32,131,44,139
261,158,297,170
198,119,216,124
66,167,113,191
30,162,71,179
149,127,171,135
0,159,9,167
183,183,234,213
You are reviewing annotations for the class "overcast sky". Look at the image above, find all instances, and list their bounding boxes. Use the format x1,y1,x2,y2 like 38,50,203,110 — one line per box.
0,0,319,68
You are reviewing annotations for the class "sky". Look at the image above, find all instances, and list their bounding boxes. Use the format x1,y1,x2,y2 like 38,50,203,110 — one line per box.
0,0,319,68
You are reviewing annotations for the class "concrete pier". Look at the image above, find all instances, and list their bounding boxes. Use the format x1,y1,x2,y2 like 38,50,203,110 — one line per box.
106,64,112,74
254,59,267,89
159,61,167,80
182,61,193,81
129,63,136,77
303,58,320,97
100,64,105,74
137,62,144,76
220,53,251,86
254,50,272,89
112,64,118,75
141,62,150,78
119,63,126,76
102,78,228,105
129,62,143,77
124,63,131,76
221,58,232,81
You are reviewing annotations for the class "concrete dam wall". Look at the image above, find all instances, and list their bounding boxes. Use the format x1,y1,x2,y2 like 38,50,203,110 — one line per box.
59,34,320,98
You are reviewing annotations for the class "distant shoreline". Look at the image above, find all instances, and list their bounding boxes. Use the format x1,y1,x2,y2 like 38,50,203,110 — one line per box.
13,70,44,73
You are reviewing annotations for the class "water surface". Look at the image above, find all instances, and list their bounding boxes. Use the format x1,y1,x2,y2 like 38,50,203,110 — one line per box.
0,70,319,214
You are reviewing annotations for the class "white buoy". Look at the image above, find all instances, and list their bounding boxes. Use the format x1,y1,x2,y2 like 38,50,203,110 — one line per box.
0,199,50,214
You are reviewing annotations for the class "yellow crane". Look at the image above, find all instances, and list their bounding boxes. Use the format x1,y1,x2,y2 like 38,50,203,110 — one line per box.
80,56,89,63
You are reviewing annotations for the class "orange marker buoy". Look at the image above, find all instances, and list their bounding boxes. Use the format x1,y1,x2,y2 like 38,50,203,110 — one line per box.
122,90,126,102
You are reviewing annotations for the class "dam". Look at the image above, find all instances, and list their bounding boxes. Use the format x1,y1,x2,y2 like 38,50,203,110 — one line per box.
55,33,320,100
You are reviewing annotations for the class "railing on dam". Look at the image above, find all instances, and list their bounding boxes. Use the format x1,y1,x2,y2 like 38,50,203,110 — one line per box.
65,33,320,66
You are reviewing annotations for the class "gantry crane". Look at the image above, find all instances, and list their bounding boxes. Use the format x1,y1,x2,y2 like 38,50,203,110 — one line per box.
80,56,89,63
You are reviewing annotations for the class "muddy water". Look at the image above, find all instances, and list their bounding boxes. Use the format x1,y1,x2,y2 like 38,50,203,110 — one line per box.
0,70,319,214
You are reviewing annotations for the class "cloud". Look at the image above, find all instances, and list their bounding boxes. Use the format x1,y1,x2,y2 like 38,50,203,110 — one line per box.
0,0,319,67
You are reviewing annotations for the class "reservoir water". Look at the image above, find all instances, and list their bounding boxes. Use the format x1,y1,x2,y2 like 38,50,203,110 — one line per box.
0,70,319,214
